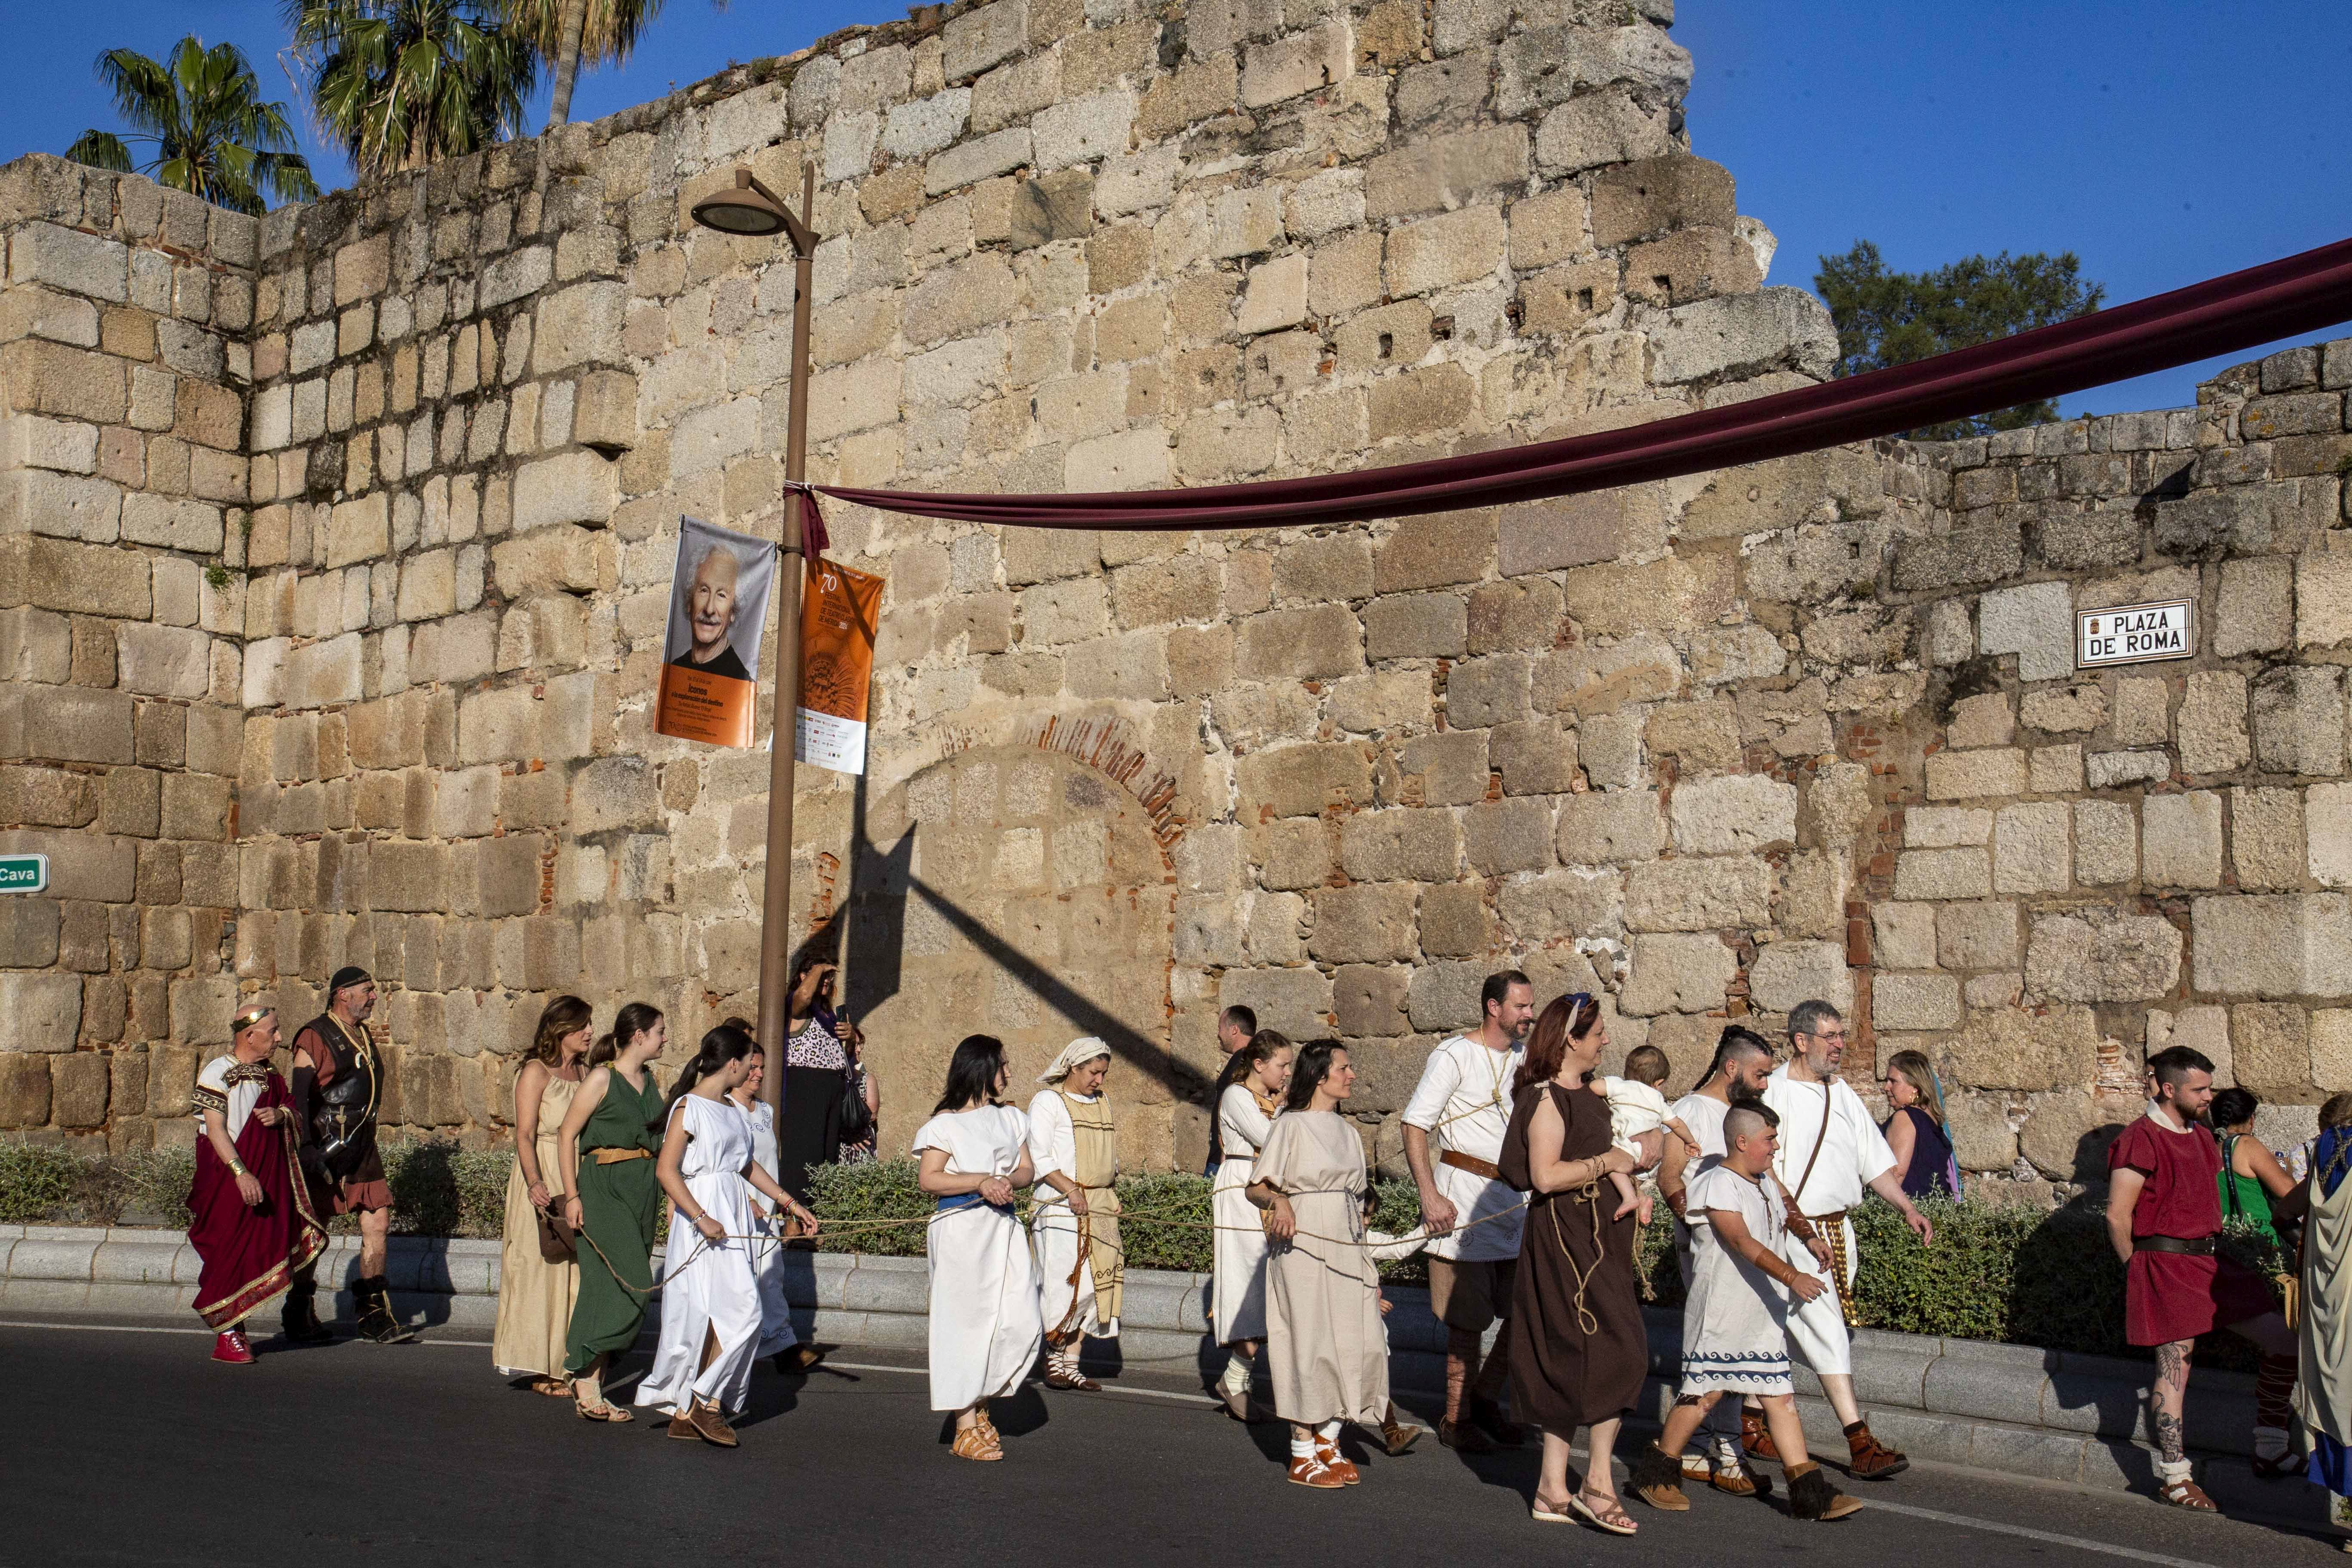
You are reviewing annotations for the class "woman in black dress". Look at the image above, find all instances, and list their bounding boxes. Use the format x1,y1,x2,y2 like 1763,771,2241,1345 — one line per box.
774,953,861,1204
1878,1050,1956,1200
1499,993,1662,1535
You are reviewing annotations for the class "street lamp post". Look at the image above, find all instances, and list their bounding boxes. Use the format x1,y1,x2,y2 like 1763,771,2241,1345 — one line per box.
689,165,821,1128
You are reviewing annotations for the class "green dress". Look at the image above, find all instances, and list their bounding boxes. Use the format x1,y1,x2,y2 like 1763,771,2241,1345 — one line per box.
2219,1133,2279,1244
563,1066,664,1374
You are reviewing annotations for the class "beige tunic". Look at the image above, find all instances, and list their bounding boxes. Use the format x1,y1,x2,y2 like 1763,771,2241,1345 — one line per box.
492,1072,582,1379
1256,1109,1388,1426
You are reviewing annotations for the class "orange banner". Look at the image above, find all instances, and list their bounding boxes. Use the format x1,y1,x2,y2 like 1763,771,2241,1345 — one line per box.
796,557,882,775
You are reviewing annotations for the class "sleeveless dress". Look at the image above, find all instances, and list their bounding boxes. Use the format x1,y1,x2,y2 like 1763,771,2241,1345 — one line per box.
563,1067,664,1375
1886,1104,1957,1199
1211,1084,1277,1344
637,1095,766,1415
493,1071,582,1378
2220,1133,2280,1243
913,1104,1042,1412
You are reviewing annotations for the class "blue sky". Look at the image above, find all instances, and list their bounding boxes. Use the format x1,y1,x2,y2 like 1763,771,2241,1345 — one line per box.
6,0,2349,417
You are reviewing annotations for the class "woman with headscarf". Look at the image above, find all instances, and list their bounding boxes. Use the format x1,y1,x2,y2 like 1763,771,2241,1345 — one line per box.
916,1035,1043,1461
1028,1036,1124,1391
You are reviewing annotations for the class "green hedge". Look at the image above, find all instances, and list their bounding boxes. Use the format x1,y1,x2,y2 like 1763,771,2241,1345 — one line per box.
1,1140,2292,1362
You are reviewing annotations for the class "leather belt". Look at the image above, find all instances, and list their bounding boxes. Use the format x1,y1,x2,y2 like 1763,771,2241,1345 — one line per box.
2135,1234,2217,1256
1440,1149,1501,1180
591,1147,653,1165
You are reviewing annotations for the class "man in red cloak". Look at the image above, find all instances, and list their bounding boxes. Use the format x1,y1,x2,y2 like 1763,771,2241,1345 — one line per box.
188,1001,325,1364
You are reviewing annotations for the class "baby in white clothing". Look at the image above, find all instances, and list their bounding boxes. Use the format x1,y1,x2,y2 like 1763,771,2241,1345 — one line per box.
1599,1044,1681,1223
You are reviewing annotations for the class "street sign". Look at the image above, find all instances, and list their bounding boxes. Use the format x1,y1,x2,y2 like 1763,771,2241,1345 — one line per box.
2077,600,2194,668
0,853,48,894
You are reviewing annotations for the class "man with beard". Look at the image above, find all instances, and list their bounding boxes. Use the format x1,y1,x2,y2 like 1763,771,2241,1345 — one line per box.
1402,969,1534,1452
669,542,750,681
290,967,412,1344
1754,1001,1932,1481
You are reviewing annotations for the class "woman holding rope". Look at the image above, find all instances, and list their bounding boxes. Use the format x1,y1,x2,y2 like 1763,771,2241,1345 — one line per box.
636,1025,820,1444
1247,1041,1387,1490
1498,993,1661,1534
1210,1030,1293,1421
1028,1037,1123,1391
915,1034,1044,1461
557,1001,667,1423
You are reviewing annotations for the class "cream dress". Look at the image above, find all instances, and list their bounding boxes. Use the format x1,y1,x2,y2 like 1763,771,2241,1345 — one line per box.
1212,1084,1276,1345
636,1095,765,1415
1254,1109,1389,1426
492,1072,581,1379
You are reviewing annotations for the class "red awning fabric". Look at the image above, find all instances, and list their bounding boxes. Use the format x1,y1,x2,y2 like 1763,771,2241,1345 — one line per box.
809,236,2352,532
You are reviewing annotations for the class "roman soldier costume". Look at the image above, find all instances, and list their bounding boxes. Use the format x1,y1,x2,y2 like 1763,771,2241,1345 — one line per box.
290,966,406,1343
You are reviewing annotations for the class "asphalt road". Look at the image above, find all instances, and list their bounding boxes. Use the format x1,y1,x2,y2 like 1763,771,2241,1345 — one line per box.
7,1317,2345,1568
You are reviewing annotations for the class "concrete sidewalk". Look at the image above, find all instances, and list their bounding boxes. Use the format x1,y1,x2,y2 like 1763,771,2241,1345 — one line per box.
0,1220,2303,1518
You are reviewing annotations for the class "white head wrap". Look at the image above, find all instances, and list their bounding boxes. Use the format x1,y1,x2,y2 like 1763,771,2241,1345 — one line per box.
1037,1035,1112,1084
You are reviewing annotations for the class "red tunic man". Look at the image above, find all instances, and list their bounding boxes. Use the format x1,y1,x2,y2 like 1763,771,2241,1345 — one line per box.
2106,1044,2303,1508
187,1002,325,1363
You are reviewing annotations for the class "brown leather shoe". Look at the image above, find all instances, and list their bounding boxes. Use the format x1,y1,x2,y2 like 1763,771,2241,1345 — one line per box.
667,1409,702,1442
1287,1454,1346,1489
1439,1416,1497,1454
1629,1444,1690,1511
1844,1421,1908,1479
688,1399,739,1449
1710,1457,1762,1496
1379,1415,1425,1455
1742,1408,1780,1462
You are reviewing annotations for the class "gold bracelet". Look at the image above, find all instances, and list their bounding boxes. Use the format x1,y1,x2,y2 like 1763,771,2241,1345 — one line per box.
228,1159,249,1177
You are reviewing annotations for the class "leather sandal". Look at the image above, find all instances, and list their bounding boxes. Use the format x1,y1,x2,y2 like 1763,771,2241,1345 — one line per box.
532,1377,573,1398
951,1423,1002,1461
2251,1450,2302,1480
1313,1436,1360,1485
1530,1491,1575,1524
1743,1408,1780,1462
575,1399,634,1424
1287,1454,1346,1489
2158,1475,2217,1511
1570,1491,1640,1535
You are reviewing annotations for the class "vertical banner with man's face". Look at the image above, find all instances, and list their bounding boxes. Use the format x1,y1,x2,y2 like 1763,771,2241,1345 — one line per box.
653,516,778,747
796,557,882,775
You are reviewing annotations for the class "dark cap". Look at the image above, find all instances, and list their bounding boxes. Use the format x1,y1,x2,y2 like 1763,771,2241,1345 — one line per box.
328,965,374,998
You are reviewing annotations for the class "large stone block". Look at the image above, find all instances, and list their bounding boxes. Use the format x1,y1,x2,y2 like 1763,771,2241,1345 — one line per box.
1236,606,1361,680
1462,797,1553,875
2,686,134,764
2253,666,2346,777
0,971,83,1050
1240,23,1351,108
2140,790,2223,890
2193,893,2352,997
1620,932,1738,1016
1669,775,1796,855
1384,206,1507,298
1235,743,1372,820
7,221,128,302
1925,747,2029,801
1991,801,2070,895
1647,288,1838,384
1310,883,1419,965
492,525,606,597
1873,972,1961,1032
2233,1003,2312,1095
1557,790,1663,865
513,448,619,532
1978,581,2074,683
1218,965,1333,1041
0,535,152,618
2018,1092,2136,1181
2025,911,2182,1002
1588,156,1735,247
1623,856,1771,932
531,280,627,374
1338,810,1459,884
2177,671,2250,775
1747,938,1852,1017
1495,867,1620,942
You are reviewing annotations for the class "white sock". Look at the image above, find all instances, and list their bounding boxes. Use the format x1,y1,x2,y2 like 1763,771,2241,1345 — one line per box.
1289,1433,1315,1459
1219,1354,1252,1396
1317,1418,1342,1441
2154,1456,2192,1484
2254,1425,2289,1461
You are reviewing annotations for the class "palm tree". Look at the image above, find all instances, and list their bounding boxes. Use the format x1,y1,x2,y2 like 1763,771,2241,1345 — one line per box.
64,37,320,214
283,0,537,178
512,0,730,131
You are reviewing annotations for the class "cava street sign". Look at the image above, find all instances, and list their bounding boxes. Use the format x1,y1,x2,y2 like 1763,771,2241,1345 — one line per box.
2077,600,2195,668
0,853,48,894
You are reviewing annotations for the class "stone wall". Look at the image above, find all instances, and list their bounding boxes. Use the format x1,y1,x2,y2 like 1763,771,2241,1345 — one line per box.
1,0,2346,1188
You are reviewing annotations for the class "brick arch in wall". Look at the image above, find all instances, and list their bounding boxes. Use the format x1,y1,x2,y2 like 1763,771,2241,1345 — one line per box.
846,741,1182,1169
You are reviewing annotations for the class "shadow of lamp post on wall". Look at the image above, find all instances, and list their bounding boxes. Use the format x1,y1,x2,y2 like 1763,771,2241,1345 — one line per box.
688,164,820,1127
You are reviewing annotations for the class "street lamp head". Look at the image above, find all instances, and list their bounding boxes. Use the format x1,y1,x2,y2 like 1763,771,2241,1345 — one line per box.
692,169,790,236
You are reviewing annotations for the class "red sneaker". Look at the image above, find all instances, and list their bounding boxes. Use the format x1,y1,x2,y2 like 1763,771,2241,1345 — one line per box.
211,1328,256,1365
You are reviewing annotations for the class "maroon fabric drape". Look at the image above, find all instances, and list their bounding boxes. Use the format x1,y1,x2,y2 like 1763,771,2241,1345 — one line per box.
187,1070,326,1330
812,236,2352,532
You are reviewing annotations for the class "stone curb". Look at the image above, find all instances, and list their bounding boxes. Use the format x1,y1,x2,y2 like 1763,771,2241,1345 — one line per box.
0,1223,2291,1509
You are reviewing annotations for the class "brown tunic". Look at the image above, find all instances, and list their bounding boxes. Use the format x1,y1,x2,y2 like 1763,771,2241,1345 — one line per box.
1499,1079,1648,1431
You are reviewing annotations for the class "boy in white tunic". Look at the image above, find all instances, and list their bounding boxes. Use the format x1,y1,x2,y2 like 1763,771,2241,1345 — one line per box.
1757,1000,1933,1481
1629,1102,1862,1522
1028,1037,1122,1391
1402,969,1533,1452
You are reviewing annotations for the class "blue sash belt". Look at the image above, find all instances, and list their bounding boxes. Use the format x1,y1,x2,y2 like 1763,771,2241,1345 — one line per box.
937,1191,1014,1215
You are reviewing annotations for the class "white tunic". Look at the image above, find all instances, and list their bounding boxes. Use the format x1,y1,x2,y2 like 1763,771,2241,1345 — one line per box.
1601,1075,1669,1155
1027,1088,1106,1338
738,1096,799,1359
1669,1091,1733,1161
914,1105,1043,1412
637,1095,765,1415
1400,1033,1526,1262
1679,1161,1796,1396
1761,1066,1896,1378
1212,1084,1276,1344
195,1054,265,1139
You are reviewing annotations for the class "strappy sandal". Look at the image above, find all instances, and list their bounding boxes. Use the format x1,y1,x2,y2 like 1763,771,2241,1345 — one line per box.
575,1399,634,1424
2251,1450,2302,1480
1570,1491,1640,1536
532,1377,573,1398
1530,1492,1576,1524
951,1423,1002,1461
2157,1475,2217,1511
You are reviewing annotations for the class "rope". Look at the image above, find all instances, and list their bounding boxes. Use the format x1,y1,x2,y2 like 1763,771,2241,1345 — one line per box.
1545,1180,1610,1337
